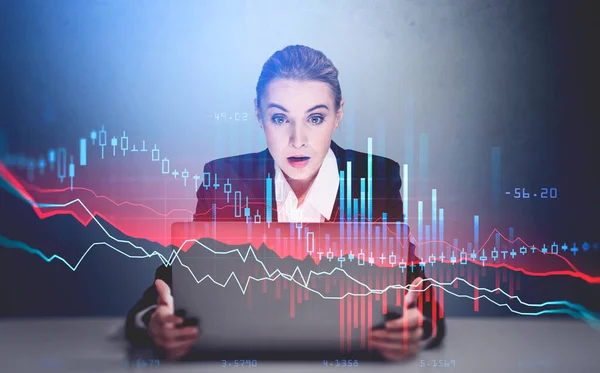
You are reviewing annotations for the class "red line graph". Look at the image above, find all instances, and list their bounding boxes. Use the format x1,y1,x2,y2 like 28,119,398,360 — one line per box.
1,162,599,284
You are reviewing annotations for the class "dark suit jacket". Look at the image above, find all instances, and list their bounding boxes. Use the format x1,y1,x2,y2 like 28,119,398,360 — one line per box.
125,140,446,350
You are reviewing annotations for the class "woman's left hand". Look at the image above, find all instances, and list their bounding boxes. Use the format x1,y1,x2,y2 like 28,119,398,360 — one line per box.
369,277,425,361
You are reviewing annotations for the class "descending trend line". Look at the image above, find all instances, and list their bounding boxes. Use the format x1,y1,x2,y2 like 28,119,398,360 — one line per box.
4,170,586,264
19,178,196,218
23,166,583,269
35,200,600,283
1,233,599,329
1,162,597,283
13,174,584,265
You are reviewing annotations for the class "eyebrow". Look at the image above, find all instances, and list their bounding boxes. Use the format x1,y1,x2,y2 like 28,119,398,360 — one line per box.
266,103,329,113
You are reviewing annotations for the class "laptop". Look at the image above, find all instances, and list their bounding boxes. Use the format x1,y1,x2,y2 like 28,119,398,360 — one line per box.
170,221,413,360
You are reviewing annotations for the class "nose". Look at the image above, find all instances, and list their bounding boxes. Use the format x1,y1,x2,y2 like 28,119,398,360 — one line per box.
289,122,308,149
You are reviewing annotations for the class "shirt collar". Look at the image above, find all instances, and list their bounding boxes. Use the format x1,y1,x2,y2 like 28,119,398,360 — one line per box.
274,148,340,220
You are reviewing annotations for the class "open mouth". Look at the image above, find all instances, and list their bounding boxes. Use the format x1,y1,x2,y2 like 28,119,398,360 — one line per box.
287,156,310,168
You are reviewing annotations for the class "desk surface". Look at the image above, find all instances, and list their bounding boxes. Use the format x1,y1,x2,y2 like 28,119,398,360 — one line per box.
0,317,599,373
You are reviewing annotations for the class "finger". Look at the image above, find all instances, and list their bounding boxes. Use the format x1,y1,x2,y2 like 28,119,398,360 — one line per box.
405,277,423,307
370,338,420,353
159,314,184,326
155,279,174,310
374,327,424,343
156,331,198,350
175,316,199,329
369,329,388,340
163,326,199,341
163,335,198,351
153,306,182,326
370,328,422,344
385,308,422,330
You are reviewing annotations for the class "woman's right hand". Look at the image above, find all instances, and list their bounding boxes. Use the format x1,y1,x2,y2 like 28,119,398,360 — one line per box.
148,279,199,360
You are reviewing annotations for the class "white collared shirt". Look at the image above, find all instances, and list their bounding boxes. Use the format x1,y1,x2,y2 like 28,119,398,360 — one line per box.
274,148,339,223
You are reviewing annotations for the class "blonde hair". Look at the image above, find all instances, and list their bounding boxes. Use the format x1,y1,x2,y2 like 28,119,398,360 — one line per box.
255,45,343,113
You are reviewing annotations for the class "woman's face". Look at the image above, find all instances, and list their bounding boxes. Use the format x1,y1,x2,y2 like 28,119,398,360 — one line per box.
255,79,344,181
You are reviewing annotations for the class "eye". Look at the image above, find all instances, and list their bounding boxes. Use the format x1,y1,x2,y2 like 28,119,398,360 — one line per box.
271,114,286,125
309,115,325,125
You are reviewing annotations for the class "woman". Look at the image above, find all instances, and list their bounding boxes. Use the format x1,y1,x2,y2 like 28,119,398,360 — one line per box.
125,45,445,361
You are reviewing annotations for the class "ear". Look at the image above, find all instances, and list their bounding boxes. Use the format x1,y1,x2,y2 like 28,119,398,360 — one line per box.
254,98,263,128
334,99,344,130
